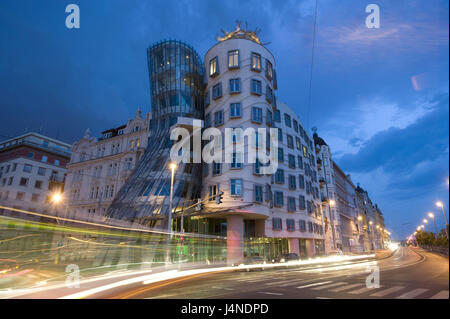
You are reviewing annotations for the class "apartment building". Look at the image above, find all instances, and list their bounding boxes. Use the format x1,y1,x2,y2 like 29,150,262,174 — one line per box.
0,132,71,218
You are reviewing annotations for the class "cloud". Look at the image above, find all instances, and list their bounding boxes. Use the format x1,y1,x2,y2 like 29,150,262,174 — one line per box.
337,92,448,173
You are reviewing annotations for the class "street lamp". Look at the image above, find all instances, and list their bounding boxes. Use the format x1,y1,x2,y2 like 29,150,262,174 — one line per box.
51,192,62,203
436,201,449,239
357,215,363,221
428,212,438,234
168,162,177,234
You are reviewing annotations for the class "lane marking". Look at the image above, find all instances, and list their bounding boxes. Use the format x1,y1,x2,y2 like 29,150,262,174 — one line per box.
347,285,383,295
312,282,347,290
258,291,283,296
396,288,429,299
430,290,449,299
370,286,405,297
330,283,364,292
296,281,333,289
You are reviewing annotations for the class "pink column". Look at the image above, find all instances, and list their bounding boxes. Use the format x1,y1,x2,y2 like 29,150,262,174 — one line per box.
227,215,244,265
307,239,316,257
288,238,300,255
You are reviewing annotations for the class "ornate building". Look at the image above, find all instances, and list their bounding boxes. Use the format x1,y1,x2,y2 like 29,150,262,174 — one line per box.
64,108,150,221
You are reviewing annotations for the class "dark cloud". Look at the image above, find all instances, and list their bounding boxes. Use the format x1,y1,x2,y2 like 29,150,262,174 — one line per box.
338,93,449,175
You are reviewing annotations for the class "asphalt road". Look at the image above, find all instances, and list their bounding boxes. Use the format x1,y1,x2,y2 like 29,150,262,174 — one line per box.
102,247,448,299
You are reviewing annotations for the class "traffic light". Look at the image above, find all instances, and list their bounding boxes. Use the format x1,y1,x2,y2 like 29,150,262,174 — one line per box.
216,191,224,205
196,199,204,211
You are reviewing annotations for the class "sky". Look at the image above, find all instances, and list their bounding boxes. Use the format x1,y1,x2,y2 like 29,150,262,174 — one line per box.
0,0,448,239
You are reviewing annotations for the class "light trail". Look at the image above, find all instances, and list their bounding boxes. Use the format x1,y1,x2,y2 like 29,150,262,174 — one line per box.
0,206,225,240
58,254,377,299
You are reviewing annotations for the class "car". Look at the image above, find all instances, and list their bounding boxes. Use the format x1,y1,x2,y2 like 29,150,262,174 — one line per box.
233,255,267,271
272,253,300,263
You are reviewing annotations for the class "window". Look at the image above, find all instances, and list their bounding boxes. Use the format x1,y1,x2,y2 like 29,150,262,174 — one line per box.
254,159,262,175
266,60,273,80
8,177,13,185
308,221,314,233
204,91,210,107
12,163,17,171
293,120,299,132
205,113,211,128
229,78,241,94
278,128,283,142
296,137,301,150
38,167,46,176
302,145,308,158
275,169,284,184
230,179,242,196
299,175,305,189
272,218,282,230
31,194,39,202
209,57,219,77
212,82,223,100
34,180,42,189
228,50,239,68
266,85,273,103
251,79,262,95
274,110,281,122
230,103,241,118
23,164,32,173
288,154,296,169
212,162,221,176
231,128,242,143
287,219,295,231
254,185,263,203
287,135,294,149
284,114,292,127
289,175,296,190
54,159,60,166
277,147,284,162
251,107,263,123
251,52,261,71
274,191,284,207
27,152,34,158
288,197,296,212
19,178,28,187
41,155,48,162
299,220,306,232
299,195,306,210
214,110,224,126
266,109,273,126
16,192,25,201
231,152,243,169
208,185,218,201
298,156,304,169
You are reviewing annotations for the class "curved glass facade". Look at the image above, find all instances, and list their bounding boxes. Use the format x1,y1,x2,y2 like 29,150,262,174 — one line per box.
106,40,205,228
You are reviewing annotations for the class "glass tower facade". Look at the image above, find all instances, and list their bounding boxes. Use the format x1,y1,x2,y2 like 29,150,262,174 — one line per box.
106,40,205,229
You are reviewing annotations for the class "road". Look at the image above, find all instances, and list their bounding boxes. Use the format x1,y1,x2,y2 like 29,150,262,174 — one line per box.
99,247,448,299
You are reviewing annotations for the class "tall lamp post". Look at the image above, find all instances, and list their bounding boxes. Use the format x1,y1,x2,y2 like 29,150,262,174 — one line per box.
168,162,177,234
428,212,438,234
423,219,429,232
328,199,338,251
436,201,449,239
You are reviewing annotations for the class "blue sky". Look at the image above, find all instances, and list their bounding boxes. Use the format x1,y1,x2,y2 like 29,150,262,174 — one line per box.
0,0,448,239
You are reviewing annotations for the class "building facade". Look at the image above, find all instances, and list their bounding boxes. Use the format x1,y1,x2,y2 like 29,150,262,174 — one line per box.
332,162,362,253
355,185,387,250
106,40,205,228
200,26,325,264
0,133,71,218
64,108,150,221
